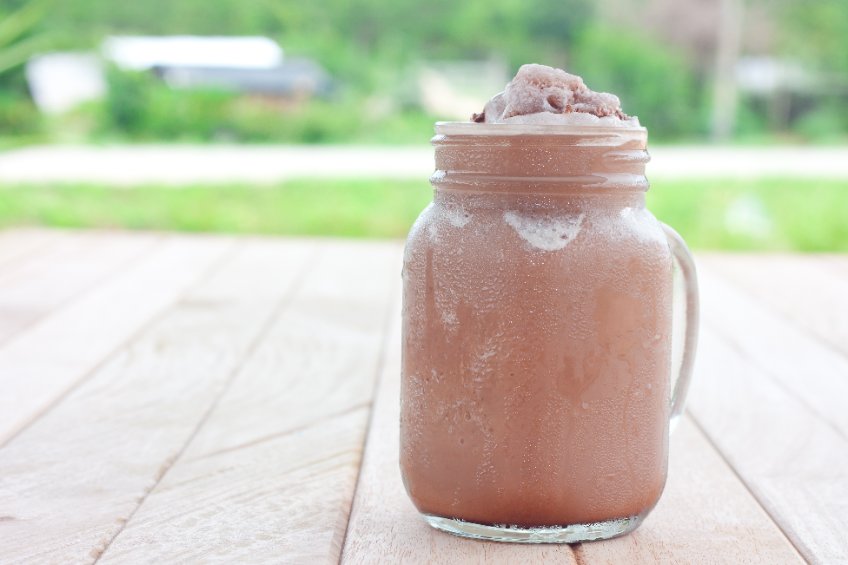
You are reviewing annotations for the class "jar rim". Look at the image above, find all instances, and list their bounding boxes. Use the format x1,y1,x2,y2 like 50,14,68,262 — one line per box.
431,121,650,193
434,121,648,137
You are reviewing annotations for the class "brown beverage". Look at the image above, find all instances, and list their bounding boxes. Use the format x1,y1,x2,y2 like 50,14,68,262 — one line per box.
399,65,698,544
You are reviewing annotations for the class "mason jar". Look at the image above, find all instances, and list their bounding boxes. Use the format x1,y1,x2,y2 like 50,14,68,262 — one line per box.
400,122,699,543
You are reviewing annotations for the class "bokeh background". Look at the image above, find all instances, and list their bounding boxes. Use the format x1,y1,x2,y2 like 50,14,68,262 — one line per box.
0,0,846,250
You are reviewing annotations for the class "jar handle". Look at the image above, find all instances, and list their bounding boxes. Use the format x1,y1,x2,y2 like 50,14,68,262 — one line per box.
662,223,700,434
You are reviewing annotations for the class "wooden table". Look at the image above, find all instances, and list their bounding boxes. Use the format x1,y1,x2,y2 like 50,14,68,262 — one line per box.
1,229,845,564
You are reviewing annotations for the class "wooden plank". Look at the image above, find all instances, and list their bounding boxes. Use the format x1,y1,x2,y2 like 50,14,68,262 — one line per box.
575,416,802,564
0,228,61,272
97,241,402,564
693,264,848,439
0,235,233,445
340,311,800,563
820,255,848,281
689,310,848,563
701,254,848,359
0,239,314,563
0,231,160,345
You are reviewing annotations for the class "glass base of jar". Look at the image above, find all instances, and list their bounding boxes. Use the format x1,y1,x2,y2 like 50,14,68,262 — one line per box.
423,513,644,544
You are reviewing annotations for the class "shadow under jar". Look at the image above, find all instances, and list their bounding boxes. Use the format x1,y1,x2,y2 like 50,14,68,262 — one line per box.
400,122,698,543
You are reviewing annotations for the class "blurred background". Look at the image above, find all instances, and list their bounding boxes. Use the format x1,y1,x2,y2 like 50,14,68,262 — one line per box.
0,0,846,250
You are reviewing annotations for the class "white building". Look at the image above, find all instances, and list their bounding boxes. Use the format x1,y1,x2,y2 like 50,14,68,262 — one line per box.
26,53,106,115
26,36,330,115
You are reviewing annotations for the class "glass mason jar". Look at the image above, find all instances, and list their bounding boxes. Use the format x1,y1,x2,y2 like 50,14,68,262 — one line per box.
400,122,699,543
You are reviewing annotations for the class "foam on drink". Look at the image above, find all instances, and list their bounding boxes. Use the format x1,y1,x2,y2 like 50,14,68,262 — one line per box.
472,63,641,128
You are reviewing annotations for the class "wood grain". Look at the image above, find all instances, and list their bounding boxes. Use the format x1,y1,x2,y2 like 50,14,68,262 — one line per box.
701,254,848,359
689,320,848,564
0,239,313,563
0,231,159,345
0,235,233,445
98,241,402,564
575,416,802,565
0,228,60,272
820,255,848,280
0,231,843,564
693,265,848,439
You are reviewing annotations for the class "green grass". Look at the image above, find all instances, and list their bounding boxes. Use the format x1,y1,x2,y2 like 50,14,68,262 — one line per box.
647,178,848,251
0,178,846,251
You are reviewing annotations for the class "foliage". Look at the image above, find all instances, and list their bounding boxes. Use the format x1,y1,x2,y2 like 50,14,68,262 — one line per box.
732,96,770,140
27,0,591,82
791,100,848,143
0,0,845,143
569,26,706,139
1,177,847,251
0,91,41,135
779,0,848,74
98,68,253,141
93,65,437,143
22,0,594,142
0,0,55,75
0,0,56,136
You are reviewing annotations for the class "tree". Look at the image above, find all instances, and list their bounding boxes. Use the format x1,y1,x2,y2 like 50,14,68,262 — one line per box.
0,0,56,76
779,0,848,74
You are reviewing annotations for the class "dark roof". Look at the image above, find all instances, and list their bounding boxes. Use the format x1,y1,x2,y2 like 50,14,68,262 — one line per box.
155,59,332,96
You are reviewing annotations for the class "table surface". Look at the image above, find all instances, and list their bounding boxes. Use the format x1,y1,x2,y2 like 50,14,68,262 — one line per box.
0,229,845,564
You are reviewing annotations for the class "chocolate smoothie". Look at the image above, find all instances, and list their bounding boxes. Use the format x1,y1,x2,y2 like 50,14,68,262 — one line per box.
400,65,678,536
